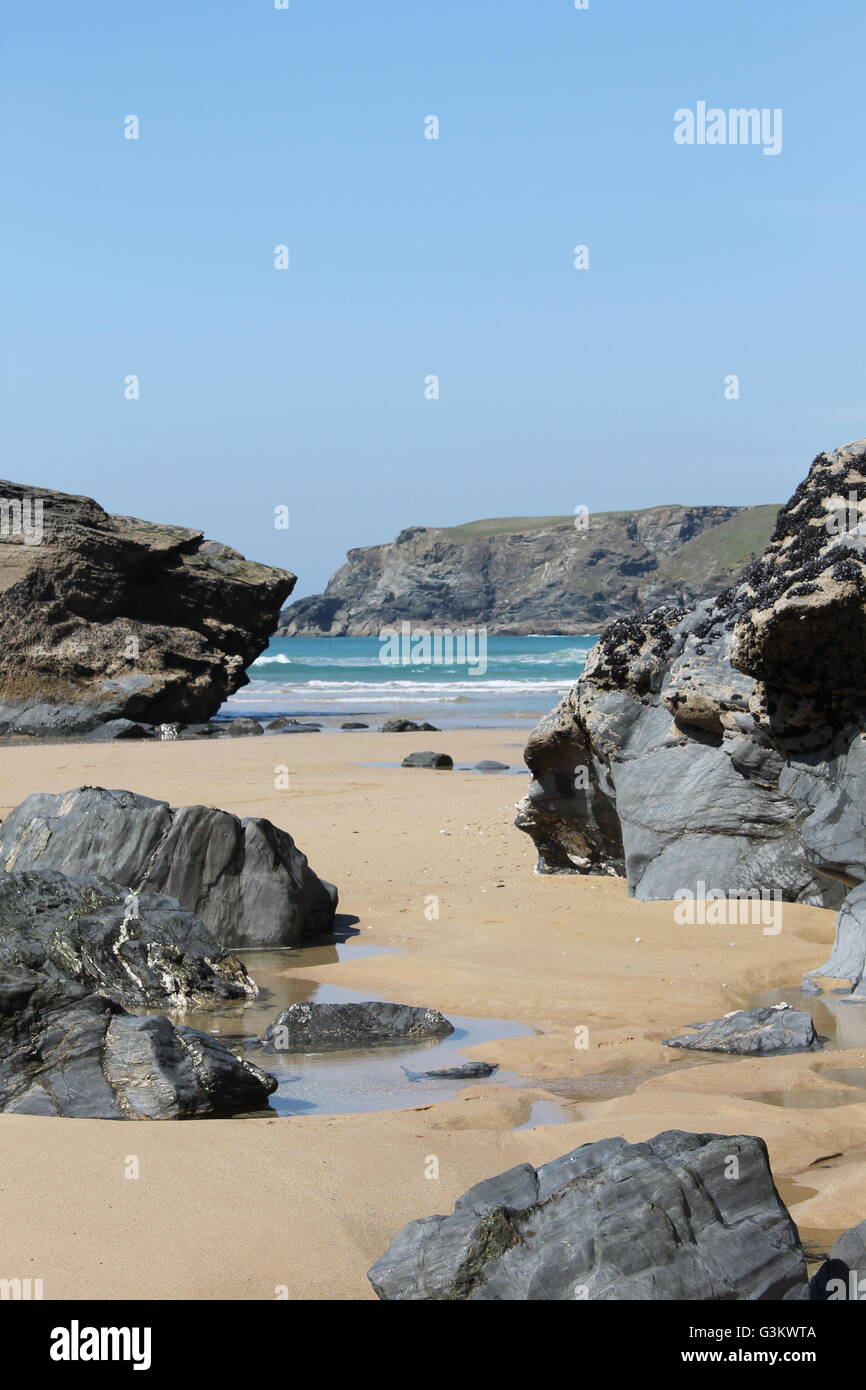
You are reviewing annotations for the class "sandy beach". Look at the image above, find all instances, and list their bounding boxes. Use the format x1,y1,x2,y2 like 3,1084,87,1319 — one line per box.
0,727,863,1300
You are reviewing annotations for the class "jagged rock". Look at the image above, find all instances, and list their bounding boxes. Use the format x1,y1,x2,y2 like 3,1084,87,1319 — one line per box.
0,481,294,732
381,719,439,733
0,869,255,1009
2,995,276,1120
226,717,264,737
368,1129,808,1300
664,1005,818,1055
262,1001,454,1052
278,506,777,636
517,440,866,999
401,751,453,769
0,870,275,1118
0,786,337,949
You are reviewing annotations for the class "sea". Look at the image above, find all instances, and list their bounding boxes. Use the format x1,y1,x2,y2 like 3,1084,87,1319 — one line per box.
220,635,597,729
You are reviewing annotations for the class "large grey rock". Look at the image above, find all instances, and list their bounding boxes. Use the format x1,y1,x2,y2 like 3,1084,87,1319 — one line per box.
368,1130,808,1301
0,868,255,1010
0,870,276,1118
0,481,294,732
516,439,866,1000
262,1001,454,1052
664,1005,818,1055
2,994,276,1120
0,786,337,949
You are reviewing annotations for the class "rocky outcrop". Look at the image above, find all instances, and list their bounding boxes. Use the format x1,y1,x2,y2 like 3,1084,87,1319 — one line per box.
368,1130,808,1300
0,870,276,1117
401,752,453,768
279,506,777,637
0,787,337,950
262,1001,454,1052
664,1005,818,1055
0,481,294,734
516,440,866,999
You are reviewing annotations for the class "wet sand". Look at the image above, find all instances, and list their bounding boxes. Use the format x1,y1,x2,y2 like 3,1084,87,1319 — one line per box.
0,727,863,1299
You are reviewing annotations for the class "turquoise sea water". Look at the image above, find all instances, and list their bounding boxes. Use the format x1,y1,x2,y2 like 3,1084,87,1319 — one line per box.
222,635,597,728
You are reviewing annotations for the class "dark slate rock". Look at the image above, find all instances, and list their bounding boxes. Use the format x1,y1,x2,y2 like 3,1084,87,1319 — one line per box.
0,870,277,1118
0,869,255,1011
9,704,104,736
381,719,440,733
663,1005,818,1055
0,786,337,949
83,719,155,741
408,1061,498,1080
226,717,264,737
176,722,227,739
368,1130,808,1301
1,994,276,1120
401,751,453,769
262,1001,454,1052
475,761,509,771
341,722,369,730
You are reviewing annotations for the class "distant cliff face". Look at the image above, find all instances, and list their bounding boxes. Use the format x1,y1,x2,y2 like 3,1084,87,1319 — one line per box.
279,504,779,636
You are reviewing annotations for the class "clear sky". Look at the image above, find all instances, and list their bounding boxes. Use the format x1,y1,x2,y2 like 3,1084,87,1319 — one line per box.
3,0,865,596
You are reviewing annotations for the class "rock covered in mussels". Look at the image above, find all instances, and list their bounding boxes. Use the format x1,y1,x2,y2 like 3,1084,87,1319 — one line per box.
516,439,866,999
262,1001,454,1052
0,786,337,950
0,870,277,1118
368,1130,808,1301
0,481,295,735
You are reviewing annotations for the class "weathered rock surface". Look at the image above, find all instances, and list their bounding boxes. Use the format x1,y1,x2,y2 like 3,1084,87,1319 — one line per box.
0,787,337,949
368,1129,808,1300
475,760,509,771
381,719,439,733
262,1001,454,1052
0,870,276,1118
516,439,866,999
664,1005,818,1055
226,717,264,737
0,481,294,733
401,751,453,769
279,506,778,637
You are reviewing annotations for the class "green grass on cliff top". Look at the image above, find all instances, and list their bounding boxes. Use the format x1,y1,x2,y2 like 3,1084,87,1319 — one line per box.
657,503,779,582
441,503,779,552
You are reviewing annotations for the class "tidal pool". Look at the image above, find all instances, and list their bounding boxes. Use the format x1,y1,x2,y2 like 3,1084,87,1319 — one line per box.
160,942,532,1118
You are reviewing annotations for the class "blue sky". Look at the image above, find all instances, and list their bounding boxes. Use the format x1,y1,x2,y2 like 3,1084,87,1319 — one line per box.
3,0,865,596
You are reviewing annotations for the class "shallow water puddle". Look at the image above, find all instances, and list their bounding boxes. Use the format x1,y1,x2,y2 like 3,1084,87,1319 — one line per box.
159,944,532,1118
754,985,866,1051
